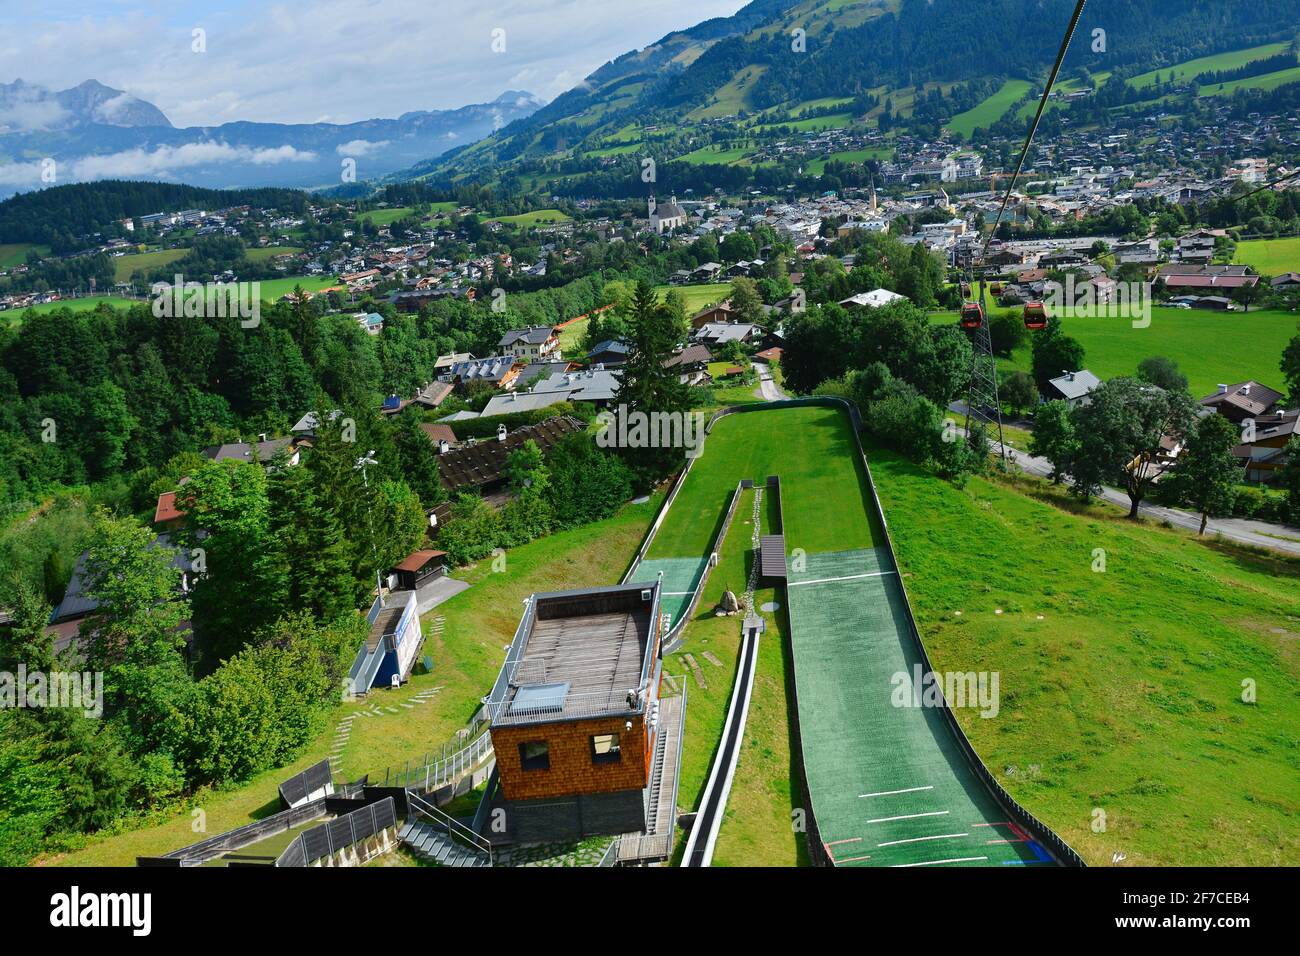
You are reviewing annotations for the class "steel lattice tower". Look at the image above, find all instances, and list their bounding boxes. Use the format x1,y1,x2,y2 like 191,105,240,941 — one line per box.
963,280,1008,464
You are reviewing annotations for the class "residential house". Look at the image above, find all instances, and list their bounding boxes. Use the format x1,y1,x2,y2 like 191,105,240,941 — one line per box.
47,534,199,656
691,301,739,329
1158,263,1259,292
1232,410,1299,483
499,326,561,362
1199,381,1284,425
418,423,460,454
695,322,758,347
662,344,713,385
436,416,586,492
201,436,299,467
1045,369,1101,408
587,340,631,366
439,355,525,392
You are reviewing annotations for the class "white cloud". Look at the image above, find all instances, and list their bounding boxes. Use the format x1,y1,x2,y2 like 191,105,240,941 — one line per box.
0,141,318,187
0,88,70,132
0,160,44,188
91,91,139,124
336,139,390,157
0,1,750,126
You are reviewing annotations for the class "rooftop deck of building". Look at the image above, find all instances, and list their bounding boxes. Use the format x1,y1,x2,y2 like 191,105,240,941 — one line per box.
488,583,661,726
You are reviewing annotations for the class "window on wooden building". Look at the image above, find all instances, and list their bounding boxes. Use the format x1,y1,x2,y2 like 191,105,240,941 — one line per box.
519,740,550,771
590,733,622,765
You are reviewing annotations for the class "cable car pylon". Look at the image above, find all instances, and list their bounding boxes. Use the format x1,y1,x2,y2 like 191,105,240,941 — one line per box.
962,273,1008,467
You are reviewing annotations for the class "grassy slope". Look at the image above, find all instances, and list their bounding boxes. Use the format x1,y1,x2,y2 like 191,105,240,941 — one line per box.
256,276,340,299
1128,43,1290,89
645,407,883,864
357,207,413,226
672,487,805,867
646,405,881,560
947,79,1032,137
870,445,1300,866
44,497,659,866
488,209,572,227
654,282,732,314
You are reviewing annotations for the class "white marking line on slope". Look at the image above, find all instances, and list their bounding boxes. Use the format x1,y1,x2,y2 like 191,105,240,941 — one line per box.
891,856,988,867
877,833,969,847
860,785,934,798
867,810,950,824
788,571,897,587
662,591,695,596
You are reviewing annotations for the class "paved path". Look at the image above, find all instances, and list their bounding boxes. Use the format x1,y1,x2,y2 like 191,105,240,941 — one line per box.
753,361,787,401
993,441,1300,556
415,576,470,615
946,402,1300,555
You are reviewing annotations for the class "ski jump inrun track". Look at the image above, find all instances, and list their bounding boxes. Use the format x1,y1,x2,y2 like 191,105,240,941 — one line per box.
622,398,1084,868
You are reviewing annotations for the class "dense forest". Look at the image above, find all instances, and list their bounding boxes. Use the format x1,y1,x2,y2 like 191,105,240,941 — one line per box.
0,181,310,252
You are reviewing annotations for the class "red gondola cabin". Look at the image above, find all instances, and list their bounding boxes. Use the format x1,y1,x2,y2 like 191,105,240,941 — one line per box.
959,302,985,329
1023,302,1049,330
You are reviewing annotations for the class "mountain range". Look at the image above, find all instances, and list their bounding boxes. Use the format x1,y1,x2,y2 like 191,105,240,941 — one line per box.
398,0,1300,185
0,80,543,197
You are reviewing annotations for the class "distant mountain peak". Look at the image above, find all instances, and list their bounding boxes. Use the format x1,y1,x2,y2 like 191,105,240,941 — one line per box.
493,89,543,106
0,78,173,131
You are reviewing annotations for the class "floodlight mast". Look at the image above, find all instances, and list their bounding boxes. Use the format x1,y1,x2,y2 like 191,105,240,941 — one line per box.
355,451,384,605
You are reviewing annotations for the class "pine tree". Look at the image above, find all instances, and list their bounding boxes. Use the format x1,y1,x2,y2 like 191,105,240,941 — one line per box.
267,460,358,621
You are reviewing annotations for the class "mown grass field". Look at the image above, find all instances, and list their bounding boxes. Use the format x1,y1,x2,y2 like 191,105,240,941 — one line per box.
1233,236,1300,276
806,147,893,173
1206,64,1300,95
947,78,1032,137
932,305,1299,398
245,245,304,263
678,146,753,166
111,248,188,282
869,443,1300,865
9,295,142,318
256,275,340,300
0,242,50,269
43,497,660,866
654,282,732,314
488,209,572,227
356,206,414,226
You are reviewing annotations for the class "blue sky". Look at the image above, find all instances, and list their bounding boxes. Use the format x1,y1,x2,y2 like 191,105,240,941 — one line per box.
0,0,748,126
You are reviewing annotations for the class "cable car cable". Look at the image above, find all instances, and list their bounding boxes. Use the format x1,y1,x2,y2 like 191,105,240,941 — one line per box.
980,0,1089,263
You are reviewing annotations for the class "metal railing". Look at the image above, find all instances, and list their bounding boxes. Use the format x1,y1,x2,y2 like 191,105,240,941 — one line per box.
483,686,644,726
388,728,494,791
407,791,494,866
